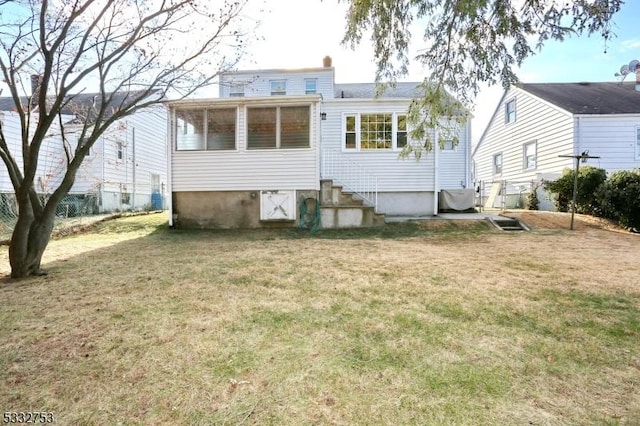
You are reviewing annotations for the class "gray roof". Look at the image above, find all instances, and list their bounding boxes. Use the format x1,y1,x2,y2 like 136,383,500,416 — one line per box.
520,82,640,115
334,82,422,99
0,90,160,121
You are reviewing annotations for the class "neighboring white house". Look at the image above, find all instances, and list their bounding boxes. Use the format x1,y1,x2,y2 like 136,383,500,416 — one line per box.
168,57,472,229
473,81,640,210
0,92,168,214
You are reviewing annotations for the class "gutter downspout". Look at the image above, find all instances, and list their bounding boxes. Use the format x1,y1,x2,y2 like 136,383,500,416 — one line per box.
433,126,440,216
575,116,581,157
167,108,174,227
465,121,471,188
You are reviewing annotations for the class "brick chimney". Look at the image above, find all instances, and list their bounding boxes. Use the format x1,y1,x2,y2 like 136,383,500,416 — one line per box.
323,56,332,68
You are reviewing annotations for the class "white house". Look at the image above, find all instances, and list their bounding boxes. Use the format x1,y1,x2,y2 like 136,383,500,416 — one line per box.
168,57,472,229
473,80,640,210
0,92,168,214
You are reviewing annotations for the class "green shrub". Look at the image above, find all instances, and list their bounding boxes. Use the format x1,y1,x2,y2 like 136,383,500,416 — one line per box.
543,166,607,213
525,184,540,210
594,169,640,232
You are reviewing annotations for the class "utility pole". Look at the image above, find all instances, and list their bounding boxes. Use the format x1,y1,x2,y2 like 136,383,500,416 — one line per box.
558,152,600,230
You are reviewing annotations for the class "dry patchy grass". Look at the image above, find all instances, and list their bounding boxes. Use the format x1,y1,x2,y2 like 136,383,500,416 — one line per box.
1,213,639,425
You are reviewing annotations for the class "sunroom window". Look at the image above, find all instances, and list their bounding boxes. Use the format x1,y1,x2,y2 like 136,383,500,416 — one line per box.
247,106,310,149
175,108,236,151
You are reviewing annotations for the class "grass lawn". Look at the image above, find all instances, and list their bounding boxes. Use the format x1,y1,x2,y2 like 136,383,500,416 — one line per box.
1,212,639,425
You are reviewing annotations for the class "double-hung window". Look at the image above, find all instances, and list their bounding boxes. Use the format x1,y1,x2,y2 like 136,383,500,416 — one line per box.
505,98,516,124
442,140,455,151
343,113,408,151
229,83,245,97
305,79,317,94
247,106,310,149
270,80,286,95
523,141,537,169
493,153,503,175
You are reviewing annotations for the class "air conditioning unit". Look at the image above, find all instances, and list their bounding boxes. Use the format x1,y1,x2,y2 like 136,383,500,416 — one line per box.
260,190,296,221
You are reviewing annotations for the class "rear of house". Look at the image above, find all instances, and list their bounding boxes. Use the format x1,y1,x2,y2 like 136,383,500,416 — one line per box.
168,58,472,229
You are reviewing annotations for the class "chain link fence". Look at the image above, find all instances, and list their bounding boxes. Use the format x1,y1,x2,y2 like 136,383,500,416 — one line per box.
0,183,167,242
475,179,555,212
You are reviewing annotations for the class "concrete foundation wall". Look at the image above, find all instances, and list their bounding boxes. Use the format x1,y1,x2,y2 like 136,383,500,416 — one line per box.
376,192,435,216
173,190,317,229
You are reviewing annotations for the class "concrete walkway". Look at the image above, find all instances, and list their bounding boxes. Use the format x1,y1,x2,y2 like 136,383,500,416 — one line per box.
385,211,506,223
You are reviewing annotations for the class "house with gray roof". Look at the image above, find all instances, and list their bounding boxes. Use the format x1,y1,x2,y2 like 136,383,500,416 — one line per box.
472,81,640,210
167,57,472,229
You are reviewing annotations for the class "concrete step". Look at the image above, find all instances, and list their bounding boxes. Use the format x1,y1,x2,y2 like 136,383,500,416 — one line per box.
320,205,384,229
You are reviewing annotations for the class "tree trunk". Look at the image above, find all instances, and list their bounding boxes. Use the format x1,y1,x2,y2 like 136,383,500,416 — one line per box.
9,208,56,278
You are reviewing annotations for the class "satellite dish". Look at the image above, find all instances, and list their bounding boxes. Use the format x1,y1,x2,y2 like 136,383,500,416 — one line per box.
629,59,640,72
620,64,630,75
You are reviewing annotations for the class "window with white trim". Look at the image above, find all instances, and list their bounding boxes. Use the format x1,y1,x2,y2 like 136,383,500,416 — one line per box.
229,83,245,97
442,140,455,151
304,79,317,94
505,98,516,124
493,153,503,175
270,80,286,95
343,113,407,151
523,140,537,169
345,115,356,149
397,115,407,148
117,142,123,160
247,105,310,149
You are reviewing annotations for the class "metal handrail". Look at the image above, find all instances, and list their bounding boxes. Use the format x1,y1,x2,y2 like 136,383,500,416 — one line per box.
321,149,378,211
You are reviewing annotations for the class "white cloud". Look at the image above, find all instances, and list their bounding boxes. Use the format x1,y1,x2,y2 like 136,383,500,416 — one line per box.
620,39,640,52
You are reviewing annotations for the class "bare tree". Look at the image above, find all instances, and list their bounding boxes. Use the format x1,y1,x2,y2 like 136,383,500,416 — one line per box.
0,0,253,278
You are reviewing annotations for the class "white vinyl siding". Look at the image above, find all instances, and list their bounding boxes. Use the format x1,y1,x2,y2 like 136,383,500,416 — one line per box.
574,116,640,172
474,87,575,185
323,100,436,192
219,68,335,98
171,99,319,191
439,133,469,189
